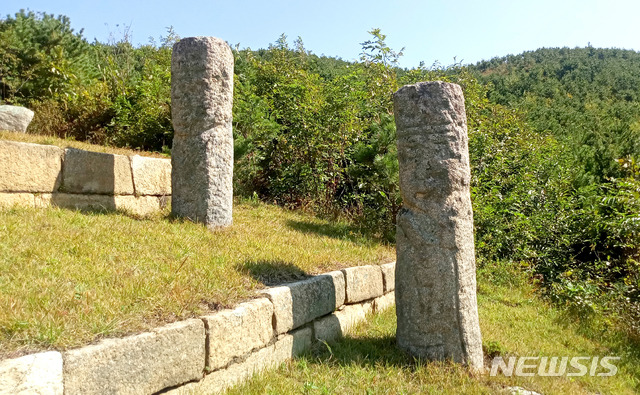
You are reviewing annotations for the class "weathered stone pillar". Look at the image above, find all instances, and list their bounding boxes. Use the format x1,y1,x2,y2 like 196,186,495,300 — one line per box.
393,81,483,370
171,37,234,229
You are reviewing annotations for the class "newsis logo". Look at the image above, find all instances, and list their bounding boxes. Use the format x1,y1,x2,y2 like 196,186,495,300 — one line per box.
490,356,620,377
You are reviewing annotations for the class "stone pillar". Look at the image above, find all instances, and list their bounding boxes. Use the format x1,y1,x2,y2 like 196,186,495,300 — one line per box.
170,37,234,229
393,81,483,370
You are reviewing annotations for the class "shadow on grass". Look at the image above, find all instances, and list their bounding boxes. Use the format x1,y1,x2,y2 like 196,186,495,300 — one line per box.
235,260,310,286
285,219,372,245
305,334,421,370
55,206,113,216
49,203,172,223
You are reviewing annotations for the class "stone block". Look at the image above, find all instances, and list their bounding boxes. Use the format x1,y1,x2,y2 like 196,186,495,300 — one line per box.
277,326,314,358
62,148,134,195
47,193,116,212
130,155,171,196
34,193,51,208
381,261,396,292
260,270,345,334
63,319,205,395
114,195,167,217
203,298,274,371
167,328,312,395
362,299,375,315
0,140,62,192
313,314,342,343
0,193,34,208
374,291,395,313
0,351,63,395
342,265,384,304
394,81,483,370
313,304,366,343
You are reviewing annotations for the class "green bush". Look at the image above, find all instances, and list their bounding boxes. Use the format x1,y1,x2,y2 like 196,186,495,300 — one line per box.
471,48,640,327
232,32,402,238
100,43,173,150
0,10,92,104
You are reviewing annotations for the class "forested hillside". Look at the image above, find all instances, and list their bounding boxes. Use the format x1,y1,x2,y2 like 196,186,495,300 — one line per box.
469,49,640,330
474,47,640,185
1,11,638,336
471,47,640,304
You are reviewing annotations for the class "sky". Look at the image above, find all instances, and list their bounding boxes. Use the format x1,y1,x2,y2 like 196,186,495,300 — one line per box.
4,0,640,69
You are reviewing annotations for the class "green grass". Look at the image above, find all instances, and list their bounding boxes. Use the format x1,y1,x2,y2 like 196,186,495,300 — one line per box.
0,200,394,358
228,265,640,395
0,130,168,158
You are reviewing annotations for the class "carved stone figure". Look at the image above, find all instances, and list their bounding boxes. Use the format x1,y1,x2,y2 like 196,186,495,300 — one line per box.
394,81,483,370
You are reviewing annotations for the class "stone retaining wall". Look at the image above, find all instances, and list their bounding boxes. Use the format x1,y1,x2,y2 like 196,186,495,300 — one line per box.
0,140,171,216
0,262,396,395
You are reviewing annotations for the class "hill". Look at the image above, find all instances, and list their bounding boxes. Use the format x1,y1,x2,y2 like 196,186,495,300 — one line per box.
472,47,640,184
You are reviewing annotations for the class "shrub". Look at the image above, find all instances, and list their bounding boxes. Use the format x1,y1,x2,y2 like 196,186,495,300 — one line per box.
0,10,92,104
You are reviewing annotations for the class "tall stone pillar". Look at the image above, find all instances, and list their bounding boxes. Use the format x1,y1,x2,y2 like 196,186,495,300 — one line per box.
171,37,234,229
393,81,483,370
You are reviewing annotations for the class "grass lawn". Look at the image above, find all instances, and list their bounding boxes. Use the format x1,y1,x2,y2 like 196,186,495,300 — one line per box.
0,130,168,158
229,266,640,394
0,201,394,358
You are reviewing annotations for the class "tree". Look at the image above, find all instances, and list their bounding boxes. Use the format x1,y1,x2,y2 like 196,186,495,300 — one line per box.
359,28,404,67
0,10,91,104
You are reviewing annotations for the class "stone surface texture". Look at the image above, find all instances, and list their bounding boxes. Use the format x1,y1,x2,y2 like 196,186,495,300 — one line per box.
0,351,63,395
362,299,375,315
63,319,205,395
373,291,396,313
113,195,168,216
277,327,314,358
0,105,34,133
313,303,367,342
0,140,62,192
62,149,134,195
0,140,171,215
393,81,483,370
380,262,396,292
0,192,34,208
130,155,171,195
342,265,384,303
171,36,234,229
166,328,312,395
260,271,345,334
203,297,274,370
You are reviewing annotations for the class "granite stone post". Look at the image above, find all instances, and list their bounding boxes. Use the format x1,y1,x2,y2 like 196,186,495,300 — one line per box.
393,81,483,370
171,36,234,229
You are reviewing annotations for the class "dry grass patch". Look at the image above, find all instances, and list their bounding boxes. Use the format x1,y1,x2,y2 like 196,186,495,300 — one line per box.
0,201,394,358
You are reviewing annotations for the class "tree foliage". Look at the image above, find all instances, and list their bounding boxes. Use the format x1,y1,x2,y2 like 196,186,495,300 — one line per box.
473,47,640,185
471,48,640,318
233,33,401,238
0,10,91,103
